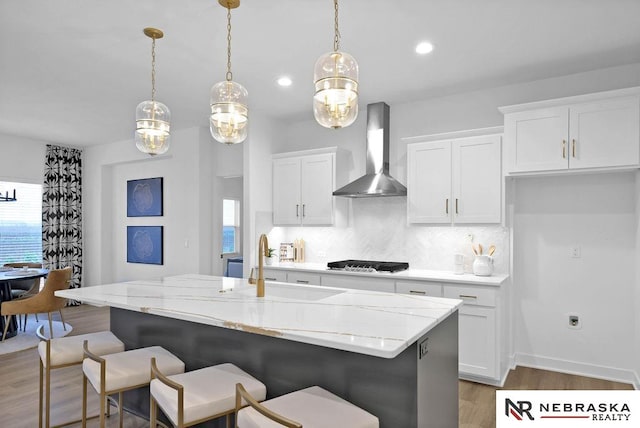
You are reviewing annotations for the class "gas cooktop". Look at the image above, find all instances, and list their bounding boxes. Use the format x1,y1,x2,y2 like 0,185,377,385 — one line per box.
327,260,409,273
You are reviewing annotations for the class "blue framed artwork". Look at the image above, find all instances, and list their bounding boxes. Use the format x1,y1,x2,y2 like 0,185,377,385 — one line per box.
127,226,163,265
127,177,163,217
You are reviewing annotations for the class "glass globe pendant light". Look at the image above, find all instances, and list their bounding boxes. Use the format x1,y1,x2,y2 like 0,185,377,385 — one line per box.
135,28,171,156
313,0,359,129
210,0,248,145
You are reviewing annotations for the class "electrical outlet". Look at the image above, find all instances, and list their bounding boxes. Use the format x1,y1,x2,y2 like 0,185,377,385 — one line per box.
467,234,474,242
568,313,581,329
569,246,581,258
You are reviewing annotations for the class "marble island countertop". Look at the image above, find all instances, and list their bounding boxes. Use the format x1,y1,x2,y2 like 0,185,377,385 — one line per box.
265,262,508,286
56,274,462,359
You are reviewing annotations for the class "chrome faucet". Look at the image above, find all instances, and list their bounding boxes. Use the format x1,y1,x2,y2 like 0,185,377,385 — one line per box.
248,233,269,297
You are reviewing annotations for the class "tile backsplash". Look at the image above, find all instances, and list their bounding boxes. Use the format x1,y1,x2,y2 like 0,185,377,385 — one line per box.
267,197,509,275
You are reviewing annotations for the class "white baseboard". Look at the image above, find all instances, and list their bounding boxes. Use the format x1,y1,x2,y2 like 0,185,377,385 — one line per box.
514,352,639,389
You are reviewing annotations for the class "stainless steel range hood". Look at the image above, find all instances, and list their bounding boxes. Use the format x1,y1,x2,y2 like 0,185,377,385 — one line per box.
333,102,407,198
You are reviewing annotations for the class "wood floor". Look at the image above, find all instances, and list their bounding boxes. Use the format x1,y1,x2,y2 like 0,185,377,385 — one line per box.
0,305,633,428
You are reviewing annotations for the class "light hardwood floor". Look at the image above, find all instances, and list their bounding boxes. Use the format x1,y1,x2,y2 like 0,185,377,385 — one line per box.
0,305,633,427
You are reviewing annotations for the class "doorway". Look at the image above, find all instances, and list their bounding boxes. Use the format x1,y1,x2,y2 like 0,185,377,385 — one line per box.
214,176,243,277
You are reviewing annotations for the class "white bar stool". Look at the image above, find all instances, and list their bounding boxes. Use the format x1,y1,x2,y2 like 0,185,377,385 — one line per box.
235,384,379,428
150,358,267,428
82,342,185,428
36,325,125,428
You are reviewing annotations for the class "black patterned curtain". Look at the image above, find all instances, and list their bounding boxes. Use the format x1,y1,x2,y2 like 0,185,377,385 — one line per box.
42,145,83,291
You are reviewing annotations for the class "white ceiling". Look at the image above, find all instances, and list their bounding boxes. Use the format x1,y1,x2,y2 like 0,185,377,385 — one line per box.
1,0,640,147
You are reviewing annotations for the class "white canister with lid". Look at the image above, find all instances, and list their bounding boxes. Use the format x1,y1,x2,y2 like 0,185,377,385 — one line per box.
472,255,494,276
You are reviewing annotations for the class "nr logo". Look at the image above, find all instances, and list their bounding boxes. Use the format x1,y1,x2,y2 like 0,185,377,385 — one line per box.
505,398,535,421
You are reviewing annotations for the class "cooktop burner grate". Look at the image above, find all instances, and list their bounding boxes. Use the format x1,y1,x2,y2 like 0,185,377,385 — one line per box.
327,260,409,273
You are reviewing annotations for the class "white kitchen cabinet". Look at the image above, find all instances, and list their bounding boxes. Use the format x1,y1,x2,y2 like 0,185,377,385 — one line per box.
503,92,640,173
287,271,322,286
273,151,335,226
407,134,501,224
395,281,442,297
443,284,498,381
262,268,287,283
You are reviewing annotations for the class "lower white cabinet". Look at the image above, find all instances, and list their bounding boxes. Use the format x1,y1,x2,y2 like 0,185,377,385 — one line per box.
262,268,287,282
287,271,321,286
443,285,499,381
395,281,442,297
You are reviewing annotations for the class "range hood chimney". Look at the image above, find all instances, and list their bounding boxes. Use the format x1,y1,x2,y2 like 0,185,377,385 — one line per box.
333,102,407,198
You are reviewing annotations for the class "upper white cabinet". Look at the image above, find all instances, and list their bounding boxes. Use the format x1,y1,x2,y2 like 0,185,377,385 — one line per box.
273,150,336,226
501,89,640,174
407,134,502,224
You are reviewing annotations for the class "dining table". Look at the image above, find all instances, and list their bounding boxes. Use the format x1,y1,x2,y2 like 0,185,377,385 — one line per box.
0,268,49,339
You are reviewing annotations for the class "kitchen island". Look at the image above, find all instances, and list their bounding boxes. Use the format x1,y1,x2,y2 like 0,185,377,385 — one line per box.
57,274,462,428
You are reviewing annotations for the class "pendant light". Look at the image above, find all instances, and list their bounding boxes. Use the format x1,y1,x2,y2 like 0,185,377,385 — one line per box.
210,0,248,145
313,0,359,129
135,28,171,156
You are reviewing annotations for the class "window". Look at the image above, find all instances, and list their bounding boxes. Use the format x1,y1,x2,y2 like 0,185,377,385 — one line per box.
222,199,240,254
0,181,43,265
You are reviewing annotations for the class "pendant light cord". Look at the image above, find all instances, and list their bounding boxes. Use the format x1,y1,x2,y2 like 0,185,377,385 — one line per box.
226,6,233,81
151,37,156,102
333,0,340,52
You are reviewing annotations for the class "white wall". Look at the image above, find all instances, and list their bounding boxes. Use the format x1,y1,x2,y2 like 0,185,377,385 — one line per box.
513,172,637,384
243,114,279,277
0,133,48,183
636,171,640,387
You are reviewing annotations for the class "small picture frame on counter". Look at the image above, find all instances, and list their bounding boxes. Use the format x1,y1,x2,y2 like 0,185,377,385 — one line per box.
279,243,294,263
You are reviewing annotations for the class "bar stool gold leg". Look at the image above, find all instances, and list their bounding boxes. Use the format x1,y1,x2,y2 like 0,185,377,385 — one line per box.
38,360,43,428
82,374,87,428
118,391,124,428
45,359,51,428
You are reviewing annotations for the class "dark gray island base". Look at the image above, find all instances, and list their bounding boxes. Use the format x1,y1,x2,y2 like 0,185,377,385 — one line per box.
111,307,459,428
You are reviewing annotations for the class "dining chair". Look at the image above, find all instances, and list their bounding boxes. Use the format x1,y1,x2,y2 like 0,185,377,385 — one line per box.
1,267,72,341
3,262,45,330
4,262,43,298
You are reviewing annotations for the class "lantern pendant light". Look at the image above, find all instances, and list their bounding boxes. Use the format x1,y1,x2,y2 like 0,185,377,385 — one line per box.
313,0,359,129
210,0,248,144
135,28,171,156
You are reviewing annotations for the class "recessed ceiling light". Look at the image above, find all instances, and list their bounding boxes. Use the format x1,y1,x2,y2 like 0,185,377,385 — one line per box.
415,41,434,55
277,76,293,87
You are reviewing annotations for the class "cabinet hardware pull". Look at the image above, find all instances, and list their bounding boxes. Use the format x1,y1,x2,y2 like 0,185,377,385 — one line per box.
455,198,459,215
445,198,449,214
296,204,299,217
296,280,309,284
572,139,576,158
409,290,426,295
562,140,566,159
265,277,277,281
459,294,477,299
302,204,306,217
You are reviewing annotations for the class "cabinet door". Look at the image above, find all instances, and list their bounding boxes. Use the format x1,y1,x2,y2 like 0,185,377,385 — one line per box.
407,141,452,223
457,305,497,379
504,107,569,173
262,269,287,283
452,135,501,223
300,153,334,225
395,281,442,297
273,158,301,225
569,96,640,169
287,271,321,286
